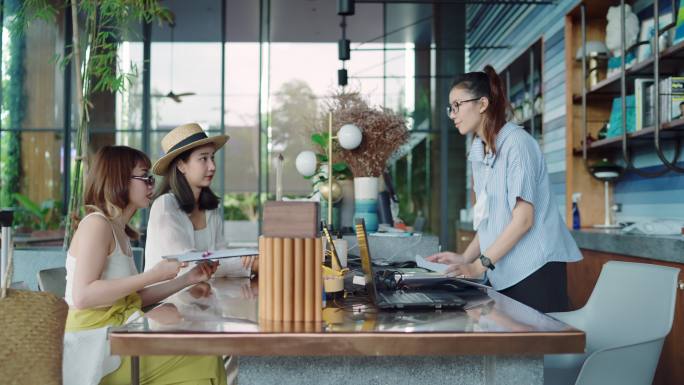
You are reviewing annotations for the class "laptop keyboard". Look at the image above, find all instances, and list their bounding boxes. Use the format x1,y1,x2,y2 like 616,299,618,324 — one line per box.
380,291,434,304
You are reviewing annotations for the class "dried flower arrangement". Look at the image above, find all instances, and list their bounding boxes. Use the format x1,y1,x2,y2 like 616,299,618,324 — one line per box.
319,91,409,177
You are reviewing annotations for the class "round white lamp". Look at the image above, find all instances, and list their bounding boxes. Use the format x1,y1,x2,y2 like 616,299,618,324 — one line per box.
295,150,318,177
296,116,362,234
337,124,362,150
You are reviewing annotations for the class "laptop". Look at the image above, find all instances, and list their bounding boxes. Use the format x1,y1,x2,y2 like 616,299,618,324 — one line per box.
355,218,465,310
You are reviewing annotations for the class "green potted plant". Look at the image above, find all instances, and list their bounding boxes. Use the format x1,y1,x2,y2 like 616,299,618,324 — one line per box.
300,131,353,229
309,131,353,197
325,92,409,232
13,194,65,246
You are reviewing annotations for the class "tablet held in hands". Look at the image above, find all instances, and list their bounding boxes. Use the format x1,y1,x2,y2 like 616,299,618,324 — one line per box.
163,248,259,263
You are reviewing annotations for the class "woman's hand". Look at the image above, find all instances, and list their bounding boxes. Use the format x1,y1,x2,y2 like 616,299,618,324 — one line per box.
241,255,258,272
426,252,467,266
188,282,213,299
149,259,184,282
184,261,219,285
457,261,487,278
425,252,483,277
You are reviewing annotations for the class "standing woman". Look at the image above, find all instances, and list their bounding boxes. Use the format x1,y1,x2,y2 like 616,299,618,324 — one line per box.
63,145,224,385
145,123,257,277
427,66,582,313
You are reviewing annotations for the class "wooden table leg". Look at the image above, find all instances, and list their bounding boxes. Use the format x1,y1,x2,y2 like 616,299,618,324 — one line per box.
131,356,140,385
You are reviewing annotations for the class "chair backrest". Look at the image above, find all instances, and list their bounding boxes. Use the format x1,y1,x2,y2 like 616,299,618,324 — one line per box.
36,267,67,298
575,338,665,385
13,248,66,291
580,261,679,349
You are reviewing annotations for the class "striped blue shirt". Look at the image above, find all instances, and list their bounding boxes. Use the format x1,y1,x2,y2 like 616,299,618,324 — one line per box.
469,122,582,290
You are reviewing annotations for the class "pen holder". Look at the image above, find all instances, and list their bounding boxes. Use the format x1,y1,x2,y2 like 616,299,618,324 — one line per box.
322,265,345,294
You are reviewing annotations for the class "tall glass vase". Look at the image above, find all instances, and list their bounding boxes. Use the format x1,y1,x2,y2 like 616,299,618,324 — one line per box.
353,177,379,232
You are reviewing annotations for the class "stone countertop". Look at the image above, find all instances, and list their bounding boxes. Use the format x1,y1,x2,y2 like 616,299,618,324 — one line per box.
341,233,440,264
571,229,684,264
455,221,683,265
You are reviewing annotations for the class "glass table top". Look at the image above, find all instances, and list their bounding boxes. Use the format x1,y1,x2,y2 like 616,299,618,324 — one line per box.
111,277,576,335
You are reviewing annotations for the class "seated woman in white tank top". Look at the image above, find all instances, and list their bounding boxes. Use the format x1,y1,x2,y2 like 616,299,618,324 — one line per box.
63,145,225,385
145,123,258,278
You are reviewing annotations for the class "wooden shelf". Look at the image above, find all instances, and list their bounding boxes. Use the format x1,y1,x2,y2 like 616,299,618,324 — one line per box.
504,38,543,136
573,118,684,154
572,40,684,104
564,0,684,263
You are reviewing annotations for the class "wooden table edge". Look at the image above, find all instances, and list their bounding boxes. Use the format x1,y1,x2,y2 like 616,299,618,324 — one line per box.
110,330,586,356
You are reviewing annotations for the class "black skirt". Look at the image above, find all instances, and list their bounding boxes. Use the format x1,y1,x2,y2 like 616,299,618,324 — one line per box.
497,261,569,313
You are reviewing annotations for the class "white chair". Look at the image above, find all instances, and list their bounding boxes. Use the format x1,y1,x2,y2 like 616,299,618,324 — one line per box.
544,261,680,385
36,267,67,297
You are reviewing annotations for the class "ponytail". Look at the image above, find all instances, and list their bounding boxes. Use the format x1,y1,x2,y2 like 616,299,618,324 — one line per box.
451,65,510,154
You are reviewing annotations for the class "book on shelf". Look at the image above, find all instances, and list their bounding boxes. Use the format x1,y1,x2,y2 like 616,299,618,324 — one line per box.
635,77,684,130
635,78,654,131
660,77,684,123
607,95,636,138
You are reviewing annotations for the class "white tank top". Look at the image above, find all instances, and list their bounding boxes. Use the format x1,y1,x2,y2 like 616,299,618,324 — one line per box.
64,212,138,308
194,227,211,250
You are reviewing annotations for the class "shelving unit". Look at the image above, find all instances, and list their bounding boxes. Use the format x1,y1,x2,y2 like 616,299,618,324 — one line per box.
502,39,543,140
573,118,684,154
565,0,684,227
571,40,684,103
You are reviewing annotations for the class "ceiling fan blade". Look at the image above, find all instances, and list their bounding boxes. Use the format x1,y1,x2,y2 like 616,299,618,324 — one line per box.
175,92,196,97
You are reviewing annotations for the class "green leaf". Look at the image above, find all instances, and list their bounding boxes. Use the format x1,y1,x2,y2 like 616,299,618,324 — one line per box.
311,133,326,148
332,163,348,172
14,193,42,218
316,153,328,162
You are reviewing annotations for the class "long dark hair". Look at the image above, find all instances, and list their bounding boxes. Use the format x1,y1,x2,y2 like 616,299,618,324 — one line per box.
451,65,509,154
155,148,219,214
82,145,151,239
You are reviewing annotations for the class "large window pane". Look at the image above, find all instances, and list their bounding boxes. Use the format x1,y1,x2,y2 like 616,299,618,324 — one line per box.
1,8,65,230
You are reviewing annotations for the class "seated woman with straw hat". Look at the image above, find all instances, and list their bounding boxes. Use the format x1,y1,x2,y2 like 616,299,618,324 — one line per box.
145,123,257,278
63,145,225,385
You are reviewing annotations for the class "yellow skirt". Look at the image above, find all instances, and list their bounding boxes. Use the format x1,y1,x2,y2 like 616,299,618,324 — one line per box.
66,294,227,385
100,355,226,385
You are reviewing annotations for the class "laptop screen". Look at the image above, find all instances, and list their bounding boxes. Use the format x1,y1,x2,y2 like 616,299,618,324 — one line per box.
354,218,379,301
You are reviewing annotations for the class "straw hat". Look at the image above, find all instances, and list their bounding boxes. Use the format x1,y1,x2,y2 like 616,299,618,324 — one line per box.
152,123,229,175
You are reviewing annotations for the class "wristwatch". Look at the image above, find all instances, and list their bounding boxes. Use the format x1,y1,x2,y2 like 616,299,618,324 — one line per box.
479,254,495,270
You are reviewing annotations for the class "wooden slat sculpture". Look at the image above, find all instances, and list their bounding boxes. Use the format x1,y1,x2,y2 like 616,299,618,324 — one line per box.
258,202,322,330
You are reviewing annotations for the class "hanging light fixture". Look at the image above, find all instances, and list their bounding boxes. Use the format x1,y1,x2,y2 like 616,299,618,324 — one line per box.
338,37,350,61
337,0,354,87
337,0,355,16
337,69,348,87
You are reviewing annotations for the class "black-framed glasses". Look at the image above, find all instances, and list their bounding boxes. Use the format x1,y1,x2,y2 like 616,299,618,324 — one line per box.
446,98,480,117
131,174,155,186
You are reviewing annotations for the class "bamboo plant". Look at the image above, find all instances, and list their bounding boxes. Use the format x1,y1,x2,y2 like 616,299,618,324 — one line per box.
12,0,172,248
